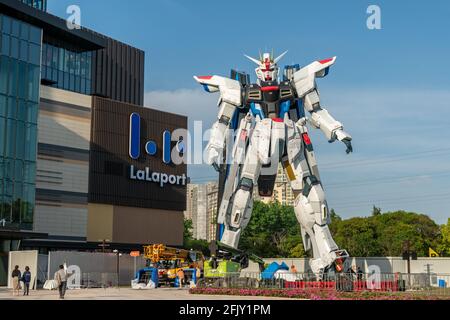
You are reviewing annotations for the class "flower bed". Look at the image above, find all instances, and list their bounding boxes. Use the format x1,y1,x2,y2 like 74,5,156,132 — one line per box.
189,287,450,300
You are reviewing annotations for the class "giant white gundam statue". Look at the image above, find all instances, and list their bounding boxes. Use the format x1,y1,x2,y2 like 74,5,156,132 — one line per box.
194,51,352,274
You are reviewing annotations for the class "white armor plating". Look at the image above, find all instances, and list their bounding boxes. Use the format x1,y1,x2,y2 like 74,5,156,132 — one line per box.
194,52,352,274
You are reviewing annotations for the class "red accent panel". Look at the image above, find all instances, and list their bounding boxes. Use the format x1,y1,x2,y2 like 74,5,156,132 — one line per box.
197,76,213,80
318,58,333,64
272,118,283,123
261,86,279,92
302,133,312,145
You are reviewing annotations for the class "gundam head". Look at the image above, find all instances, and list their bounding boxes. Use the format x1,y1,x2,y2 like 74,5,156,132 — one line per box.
245,50,288,82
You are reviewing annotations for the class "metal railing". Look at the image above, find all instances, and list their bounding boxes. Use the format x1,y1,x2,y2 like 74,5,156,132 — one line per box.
196,272,450,296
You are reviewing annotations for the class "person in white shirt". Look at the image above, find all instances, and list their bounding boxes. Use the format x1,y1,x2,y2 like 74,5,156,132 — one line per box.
54,265,68,299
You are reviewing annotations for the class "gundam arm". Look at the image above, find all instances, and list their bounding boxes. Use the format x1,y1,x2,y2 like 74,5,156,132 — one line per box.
293,57,353,153
193,75,243,168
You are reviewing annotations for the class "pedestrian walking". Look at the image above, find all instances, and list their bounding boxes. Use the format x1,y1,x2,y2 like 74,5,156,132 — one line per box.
21,266,32,296
11,265,21,296
54,265,68,299
177,268,185,288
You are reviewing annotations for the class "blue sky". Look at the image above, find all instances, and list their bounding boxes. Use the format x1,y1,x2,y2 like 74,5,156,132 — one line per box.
48,0,450,224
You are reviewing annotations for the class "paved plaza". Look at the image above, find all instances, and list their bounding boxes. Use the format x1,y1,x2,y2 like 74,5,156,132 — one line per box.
0,287,287,300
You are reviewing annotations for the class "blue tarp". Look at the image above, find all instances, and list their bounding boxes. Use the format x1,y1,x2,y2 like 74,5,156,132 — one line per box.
136,267,159,287
261,262,289,280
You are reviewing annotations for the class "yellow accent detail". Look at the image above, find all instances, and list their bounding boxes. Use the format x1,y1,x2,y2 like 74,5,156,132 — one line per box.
285,164,296,181
429,247,439,257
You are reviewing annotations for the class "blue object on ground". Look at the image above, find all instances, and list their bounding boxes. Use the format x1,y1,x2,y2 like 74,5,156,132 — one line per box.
174,268,197,287
135,268,158,287
261,262,289,280
438,279,446,288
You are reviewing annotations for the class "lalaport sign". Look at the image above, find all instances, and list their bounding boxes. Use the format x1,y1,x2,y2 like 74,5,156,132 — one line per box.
128,112,187,188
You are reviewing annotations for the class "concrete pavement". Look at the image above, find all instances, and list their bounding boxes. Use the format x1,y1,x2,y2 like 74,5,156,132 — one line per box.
0,287,289,300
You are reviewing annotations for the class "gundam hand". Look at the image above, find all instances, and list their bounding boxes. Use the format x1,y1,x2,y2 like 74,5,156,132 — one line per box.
335,129,353,154
205,142,223,168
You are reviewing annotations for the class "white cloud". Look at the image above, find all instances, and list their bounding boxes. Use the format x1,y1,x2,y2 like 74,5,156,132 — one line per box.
145,88,218,131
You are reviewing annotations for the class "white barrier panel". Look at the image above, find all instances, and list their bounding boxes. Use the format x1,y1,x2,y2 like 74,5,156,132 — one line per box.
8,250,38,290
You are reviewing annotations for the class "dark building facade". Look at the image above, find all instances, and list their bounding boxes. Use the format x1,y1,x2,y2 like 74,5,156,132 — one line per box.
91,37,145,106
89,97,187,211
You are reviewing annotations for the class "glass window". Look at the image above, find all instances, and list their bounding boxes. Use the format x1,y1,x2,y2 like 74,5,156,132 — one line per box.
11,20,20,37
80,77,86,94
41,65,47,79
18,62,27,99
10,37,19,59
0,116,5,153
24,123,36,161
20,22,29,41
22,183,34,223
26,102,38,124
69,74,75,91
86,52,92,78
1,34,10,56
17,99,26,122
29,25,41,44
63,72,69,90
6,97,15,119
58,70,64,88
0,56,8,94
14,159,24,182
5,119,15,158
52,45,58,68
2,15,11,34
12,184,22,223
19,40,28,61
4,179,12,197
0,94,6,117
29,43,41,65
8,60,17,96
58,47,64,70
42,43,49,66
27,64,40,102
86,79,91,95
75,75,80,92
63,49,69,72
23,162,35,184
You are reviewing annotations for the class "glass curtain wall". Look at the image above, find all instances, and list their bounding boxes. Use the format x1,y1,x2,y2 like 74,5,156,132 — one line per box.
0,14,42,230
19,0,47,11
41,43,92,95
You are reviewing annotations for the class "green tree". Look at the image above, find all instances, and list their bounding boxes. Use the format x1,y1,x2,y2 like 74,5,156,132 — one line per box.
437,218,450,256
373,211,441,257
331,210,441,257
183,219,211,255
332,217,381,256
183,219,193,245
240,201,306,258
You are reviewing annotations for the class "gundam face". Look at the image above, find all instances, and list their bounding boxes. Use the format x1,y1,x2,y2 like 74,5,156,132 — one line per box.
244,51,287,83
194,51,352,276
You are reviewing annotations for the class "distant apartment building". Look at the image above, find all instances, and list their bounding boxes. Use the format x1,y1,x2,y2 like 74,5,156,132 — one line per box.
255,164,295,206
184,182,218,242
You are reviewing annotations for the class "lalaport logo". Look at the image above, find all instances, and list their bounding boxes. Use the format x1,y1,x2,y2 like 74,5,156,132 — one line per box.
128,112,187,188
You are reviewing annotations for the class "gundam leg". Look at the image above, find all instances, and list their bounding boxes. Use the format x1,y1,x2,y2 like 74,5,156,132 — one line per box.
284,119,348,275
220,119,272,249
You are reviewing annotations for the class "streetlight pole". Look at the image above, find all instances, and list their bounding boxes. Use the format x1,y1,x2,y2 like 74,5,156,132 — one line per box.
113,249,120,289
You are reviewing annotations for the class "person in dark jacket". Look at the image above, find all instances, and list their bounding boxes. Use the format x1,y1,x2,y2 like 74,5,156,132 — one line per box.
21,266,32,296
11,265,21,296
